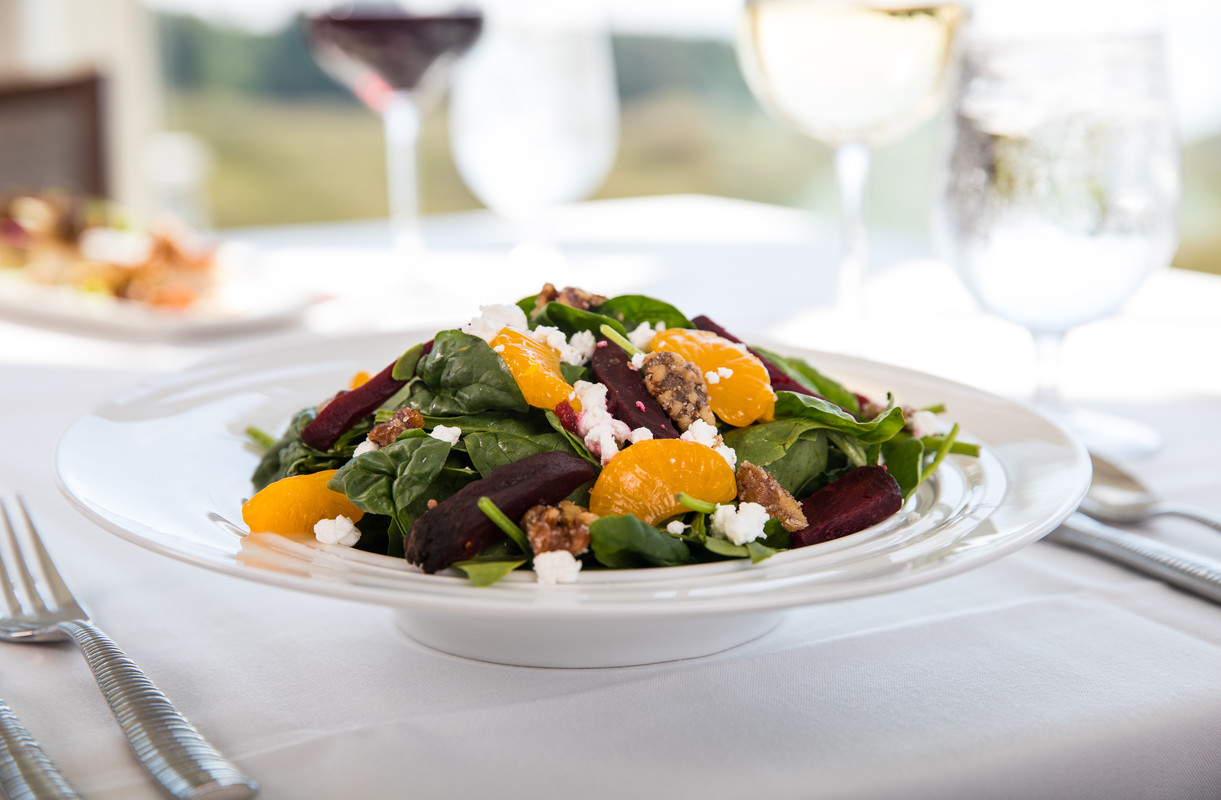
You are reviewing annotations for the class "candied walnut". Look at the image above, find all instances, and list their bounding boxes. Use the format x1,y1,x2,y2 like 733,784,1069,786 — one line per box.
533,282,607,315
522,500,597,556
641,351,716,432
736,461,808,533
367,407,424,447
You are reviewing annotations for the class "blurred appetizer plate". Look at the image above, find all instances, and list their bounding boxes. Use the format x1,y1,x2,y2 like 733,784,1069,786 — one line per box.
56,331,1090,667
0,263,320,340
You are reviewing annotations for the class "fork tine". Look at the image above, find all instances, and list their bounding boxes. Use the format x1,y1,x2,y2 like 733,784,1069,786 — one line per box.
0,501,29,617
12,497,84,619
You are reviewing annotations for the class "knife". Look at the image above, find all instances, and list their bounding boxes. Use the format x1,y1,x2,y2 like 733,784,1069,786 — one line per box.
1047,513,1221,605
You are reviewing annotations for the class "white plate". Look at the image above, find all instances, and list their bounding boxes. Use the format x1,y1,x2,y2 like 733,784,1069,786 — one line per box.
0,267,320,339
56,331,1090,667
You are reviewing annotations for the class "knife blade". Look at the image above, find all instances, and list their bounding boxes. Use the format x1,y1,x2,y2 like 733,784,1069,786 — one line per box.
1047,512,1221,605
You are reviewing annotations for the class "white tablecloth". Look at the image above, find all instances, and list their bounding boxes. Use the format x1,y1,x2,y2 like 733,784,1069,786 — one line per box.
2,196,1219,799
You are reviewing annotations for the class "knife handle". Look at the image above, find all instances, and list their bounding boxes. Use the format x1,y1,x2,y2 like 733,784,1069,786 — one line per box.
1051,513,1221,605
0,697,81,800
58,620,258,799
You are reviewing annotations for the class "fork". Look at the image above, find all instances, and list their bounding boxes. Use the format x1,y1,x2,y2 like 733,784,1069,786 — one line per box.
0,496,258,799
0,695,82,799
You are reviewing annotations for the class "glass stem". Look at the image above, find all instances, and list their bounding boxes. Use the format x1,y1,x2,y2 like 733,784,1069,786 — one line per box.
383,91,422,263
1032,329,1066,408
834,141,871,318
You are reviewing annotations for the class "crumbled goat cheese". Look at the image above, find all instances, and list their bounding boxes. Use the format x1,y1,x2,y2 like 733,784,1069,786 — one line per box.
530,326,596,366
680,418,737,469
711,502,770,546
353,439,380,457
627,321,664,351
314,515,361,547
704,370,721,385
906,409,940,438
79,227,154,267
493,344,505,353
461,303,529,342
630,427,654,444
571,381,632,465
666,520,687,535
717,367,734,379
430,425,462,445
629,352,646,371
533,550,582,584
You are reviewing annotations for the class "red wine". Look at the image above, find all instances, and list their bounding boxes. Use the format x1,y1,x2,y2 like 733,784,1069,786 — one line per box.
306,9,483,92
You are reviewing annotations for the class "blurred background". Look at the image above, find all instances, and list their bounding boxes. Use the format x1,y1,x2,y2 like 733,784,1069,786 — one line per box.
3,0,1221,273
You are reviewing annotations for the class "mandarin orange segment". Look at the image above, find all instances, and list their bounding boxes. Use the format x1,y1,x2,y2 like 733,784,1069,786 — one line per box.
489,328,580,412
348,370,372,390
651,328,774,427
242,469,365,535
589,439,737,525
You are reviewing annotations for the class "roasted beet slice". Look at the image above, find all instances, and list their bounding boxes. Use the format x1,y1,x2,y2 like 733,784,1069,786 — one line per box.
590,341,679,439
300,360,405,451
691,314,817,398
791,465,902,548
406,451,597,573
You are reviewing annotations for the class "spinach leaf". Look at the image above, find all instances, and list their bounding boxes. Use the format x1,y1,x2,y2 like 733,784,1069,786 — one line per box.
723,418,815,468
560,362,589,385
409,330,528,416
463,429,574,477
517,293,540,320
766,432,830,498
881,434,925,499
251,408,372,491
535,302,628,339
544,410,599,466
327,431,453,518
391,341,427,380
589,515,691,568
452,557,528,587
594,295,693,331
772,391,905,444
753,347,860,414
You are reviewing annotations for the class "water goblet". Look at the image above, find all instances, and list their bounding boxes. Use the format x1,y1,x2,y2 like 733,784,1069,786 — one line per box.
448,2,618,275
935,4,1180,456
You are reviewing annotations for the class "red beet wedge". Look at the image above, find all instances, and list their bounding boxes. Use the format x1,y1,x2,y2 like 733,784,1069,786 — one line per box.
300,360,406,451
792,465,902,548
406,451,598,573
590,340,680,439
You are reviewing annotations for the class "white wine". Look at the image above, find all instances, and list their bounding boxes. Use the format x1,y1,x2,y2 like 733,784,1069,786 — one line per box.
739,1,964,147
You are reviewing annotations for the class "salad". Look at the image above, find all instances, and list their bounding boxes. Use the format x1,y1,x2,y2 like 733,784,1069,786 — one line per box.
0,189,216,310
244,284,976,586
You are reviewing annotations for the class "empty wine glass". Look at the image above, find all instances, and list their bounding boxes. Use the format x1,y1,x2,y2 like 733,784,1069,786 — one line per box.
448,2,618,272
305,1,483,267
935,2,1180,456
737,0,966,319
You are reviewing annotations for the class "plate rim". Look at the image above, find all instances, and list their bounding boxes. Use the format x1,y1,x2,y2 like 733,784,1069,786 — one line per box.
55,328,1092,619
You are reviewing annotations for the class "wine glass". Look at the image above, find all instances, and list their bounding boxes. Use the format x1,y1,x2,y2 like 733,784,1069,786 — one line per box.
304,1,483,267
447,3,618,273
736,0,965,319
934,3,1180,457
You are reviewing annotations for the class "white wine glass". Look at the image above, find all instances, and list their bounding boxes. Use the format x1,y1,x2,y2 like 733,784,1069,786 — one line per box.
737,0,965,318
304,1,483,267
935,2,1180,457
448,2,618,273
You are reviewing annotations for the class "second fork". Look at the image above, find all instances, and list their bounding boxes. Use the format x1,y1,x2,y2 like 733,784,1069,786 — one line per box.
0,496,258,800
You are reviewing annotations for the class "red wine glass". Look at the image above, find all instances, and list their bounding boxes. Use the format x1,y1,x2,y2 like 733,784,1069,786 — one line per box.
305,2,483,264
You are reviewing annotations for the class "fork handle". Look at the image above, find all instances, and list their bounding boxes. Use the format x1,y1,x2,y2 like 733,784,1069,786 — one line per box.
58,620,258,800
0,699,82,800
